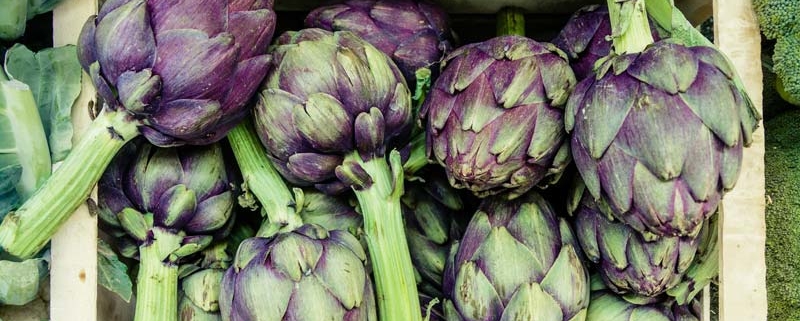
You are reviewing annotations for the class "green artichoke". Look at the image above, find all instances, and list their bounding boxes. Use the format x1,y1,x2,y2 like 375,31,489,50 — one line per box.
252,28,421,320
403,174,464,299
219,225,377,320
587,291,702,321
298,190,362,235
443,192,589,321
180,268,225,321
98,140,235,321
565,39,759,237
569,178,701,297
422,35,575,199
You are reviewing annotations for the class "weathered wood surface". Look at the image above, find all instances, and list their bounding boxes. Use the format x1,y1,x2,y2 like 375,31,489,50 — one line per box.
713,0,768,320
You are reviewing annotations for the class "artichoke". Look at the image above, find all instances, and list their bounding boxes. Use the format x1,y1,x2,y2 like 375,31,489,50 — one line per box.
98,140,235,321
443,192,589,321
422,35,575,199
403,173,464,299
569,178,701,297
77,0,275,146
551,4,661,80
0,0,275,259
305,0,453,84
180,268,225,321
219,225,377,321
252,28,421,320
565,39,759,237
587,290,702,321
298,190,362,235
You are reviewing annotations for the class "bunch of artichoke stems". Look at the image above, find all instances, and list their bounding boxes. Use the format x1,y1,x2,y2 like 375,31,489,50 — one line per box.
0,0,759,320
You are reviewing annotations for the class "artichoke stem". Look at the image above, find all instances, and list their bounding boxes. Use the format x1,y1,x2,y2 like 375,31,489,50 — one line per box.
227,120,302,232
135,230,182,321
0,108,140,259
607,0,654,54
347,151,422,321
496,7,526,37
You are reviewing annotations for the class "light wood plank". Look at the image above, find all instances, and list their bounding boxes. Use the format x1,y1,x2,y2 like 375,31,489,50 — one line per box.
713,1,768,320
51,0,99,320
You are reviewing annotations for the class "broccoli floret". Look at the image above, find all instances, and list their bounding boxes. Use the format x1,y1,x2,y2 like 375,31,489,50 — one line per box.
773,28,800,105
765,110,800,321
754,1,800,105
753,0,800,40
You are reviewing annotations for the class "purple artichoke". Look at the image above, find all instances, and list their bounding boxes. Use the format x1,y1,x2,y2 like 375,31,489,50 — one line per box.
565,40,759,237
77,0,275,146
422,35,575,199
552,4,661,80
219,225,377,320
98,140,236,321
569,178,701,297
443,192,589,321
305,0,453,83
0,0,276,261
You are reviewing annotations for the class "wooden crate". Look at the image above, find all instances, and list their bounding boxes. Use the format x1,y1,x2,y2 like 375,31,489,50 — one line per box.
44,0,767,320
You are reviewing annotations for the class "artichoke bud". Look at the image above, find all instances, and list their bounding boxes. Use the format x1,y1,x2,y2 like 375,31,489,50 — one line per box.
354,108,386,158
117,69,161,115
335,161,373,190
117,208,151,242
182,269,224,312
156,184,198,228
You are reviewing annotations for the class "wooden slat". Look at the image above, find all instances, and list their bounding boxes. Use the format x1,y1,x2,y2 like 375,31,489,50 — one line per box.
713,1,768,320
51,0,99,320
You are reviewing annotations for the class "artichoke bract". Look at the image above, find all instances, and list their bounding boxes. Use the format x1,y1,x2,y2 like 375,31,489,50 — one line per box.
565,40,759,237
422,35,575,199
77,0,275,146
551,5,661,80
219,225,377,321
443,192,589,321
98,141,235,321
569,178,700,297
0,0,276,260
305,0,453,84
252,28,422,321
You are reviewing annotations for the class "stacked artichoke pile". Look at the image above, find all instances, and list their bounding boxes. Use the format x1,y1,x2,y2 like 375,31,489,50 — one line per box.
0,0,759,320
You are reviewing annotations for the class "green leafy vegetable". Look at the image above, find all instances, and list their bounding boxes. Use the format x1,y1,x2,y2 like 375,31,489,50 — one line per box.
0,256,47,305
98,239,133,303
5,44,81,162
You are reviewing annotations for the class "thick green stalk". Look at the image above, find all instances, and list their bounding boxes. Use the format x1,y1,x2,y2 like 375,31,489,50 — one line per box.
227,119,301,235
346,151,421,321
607,0,654,54
496,7,526,37
0,108,140,259
135,229,181,321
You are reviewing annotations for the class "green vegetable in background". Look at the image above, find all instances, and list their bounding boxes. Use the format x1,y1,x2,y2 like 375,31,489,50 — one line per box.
0,0,63,41
764,109,800,320
750,0,799,105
